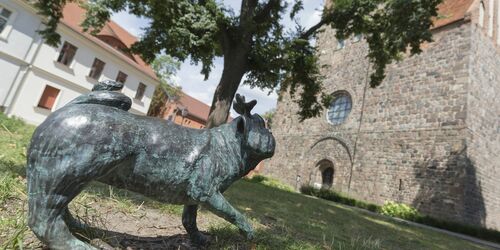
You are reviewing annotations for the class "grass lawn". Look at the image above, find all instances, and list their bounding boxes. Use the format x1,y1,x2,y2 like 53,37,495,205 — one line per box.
221,181,490,249
0,113,492,249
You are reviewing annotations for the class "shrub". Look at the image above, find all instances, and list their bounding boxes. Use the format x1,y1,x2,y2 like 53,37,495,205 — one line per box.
300,185,380,213
248,174,266,183
247,175,295,192
416,216,500,244
380,201,422,221
301,185,500,244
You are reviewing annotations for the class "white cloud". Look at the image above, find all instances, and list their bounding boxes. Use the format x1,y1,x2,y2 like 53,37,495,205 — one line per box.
188,88,215,105
170,75,181,87
306,8,323,28
111,11,148,37
236,85,278,115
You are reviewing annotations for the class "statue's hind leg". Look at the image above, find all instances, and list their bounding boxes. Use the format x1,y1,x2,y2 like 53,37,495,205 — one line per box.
182,205,210,245
29,193,97,250
28,166,97,250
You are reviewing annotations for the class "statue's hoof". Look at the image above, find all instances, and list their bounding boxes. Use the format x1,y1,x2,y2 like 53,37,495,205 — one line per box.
239,229,255,241
245,232,255,241
190,232,211,246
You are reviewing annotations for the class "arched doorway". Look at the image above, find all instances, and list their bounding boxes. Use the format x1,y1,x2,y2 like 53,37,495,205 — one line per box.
303,136,353,192
322,167,334,188
313,159,335,189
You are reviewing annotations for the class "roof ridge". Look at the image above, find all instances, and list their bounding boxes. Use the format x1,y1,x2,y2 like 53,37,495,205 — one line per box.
60,2,158,80
106,20,140,47
100,23,120,39
180,91,211,107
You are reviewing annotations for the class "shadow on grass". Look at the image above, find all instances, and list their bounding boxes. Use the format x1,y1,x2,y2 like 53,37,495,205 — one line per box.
84,181,183,215
221,180,488,250
76,223,331,250
76,226,198,250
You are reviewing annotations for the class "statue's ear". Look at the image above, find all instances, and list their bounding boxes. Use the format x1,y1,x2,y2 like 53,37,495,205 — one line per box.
233,94,257,117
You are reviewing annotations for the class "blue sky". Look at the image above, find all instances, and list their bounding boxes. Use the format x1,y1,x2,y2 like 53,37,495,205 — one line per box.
112,0,324,115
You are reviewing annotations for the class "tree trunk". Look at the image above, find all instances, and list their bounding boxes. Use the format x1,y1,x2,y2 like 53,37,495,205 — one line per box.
206,49,247,128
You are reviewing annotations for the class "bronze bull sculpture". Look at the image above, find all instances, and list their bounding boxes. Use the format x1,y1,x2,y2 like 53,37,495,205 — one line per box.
27,81,275,249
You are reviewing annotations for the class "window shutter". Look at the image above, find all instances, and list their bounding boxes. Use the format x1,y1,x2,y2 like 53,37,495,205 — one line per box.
38,85,60,110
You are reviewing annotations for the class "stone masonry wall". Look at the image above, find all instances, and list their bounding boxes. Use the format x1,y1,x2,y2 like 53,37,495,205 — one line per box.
466,25,500,230
264,20,495,227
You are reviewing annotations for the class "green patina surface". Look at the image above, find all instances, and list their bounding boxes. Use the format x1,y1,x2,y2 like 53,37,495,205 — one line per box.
26,82,275,249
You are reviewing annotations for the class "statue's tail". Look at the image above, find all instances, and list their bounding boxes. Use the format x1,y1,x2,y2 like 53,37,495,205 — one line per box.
69,80,132,111
92,80,125,91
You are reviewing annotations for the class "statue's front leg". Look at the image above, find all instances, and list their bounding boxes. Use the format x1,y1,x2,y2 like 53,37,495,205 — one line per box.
182,205,210,245
204,192,254,240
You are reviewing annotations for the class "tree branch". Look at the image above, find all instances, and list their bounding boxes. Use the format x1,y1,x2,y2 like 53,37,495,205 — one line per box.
240,0,258,23
253,0,280,24
299,17,329,39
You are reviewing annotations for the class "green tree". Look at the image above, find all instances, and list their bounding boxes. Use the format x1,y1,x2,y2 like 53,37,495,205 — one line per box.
262,109,275,129
36,0,442,128
147,55,182,117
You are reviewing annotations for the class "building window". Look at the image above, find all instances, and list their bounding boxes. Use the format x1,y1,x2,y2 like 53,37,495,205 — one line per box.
57,42,78,66
488,0,495,36
336,39,345,50
135,82,146,100
88,58,105,80
116,71,128,84
37,85,60,110
327,91,352,125
0,7,12,34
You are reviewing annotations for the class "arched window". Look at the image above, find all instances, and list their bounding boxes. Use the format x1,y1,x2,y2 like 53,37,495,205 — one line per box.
327,91,352,125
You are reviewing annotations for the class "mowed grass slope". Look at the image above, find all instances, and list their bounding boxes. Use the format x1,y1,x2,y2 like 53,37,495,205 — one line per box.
0,113,491,249
220,181,489,249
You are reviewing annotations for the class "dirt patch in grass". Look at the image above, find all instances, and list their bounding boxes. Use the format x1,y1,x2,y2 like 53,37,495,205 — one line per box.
2,190,226,249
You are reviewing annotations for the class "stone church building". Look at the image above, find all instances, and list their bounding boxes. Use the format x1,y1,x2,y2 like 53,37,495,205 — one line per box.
265,0,500,230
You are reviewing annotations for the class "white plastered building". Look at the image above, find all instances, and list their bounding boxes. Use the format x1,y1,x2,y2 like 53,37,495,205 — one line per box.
0,0,159,125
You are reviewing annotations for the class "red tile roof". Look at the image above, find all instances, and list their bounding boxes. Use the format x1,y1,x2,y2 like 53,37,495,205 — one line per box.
61,3,158,80
176,92,211,122
434,0,474,28
174,91,233,123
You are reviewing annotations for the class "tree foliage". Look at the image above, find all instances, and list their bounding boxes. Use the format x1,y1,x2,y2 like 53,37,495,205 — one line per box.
35,0,442,124
262,109,275,129
147,55,182,117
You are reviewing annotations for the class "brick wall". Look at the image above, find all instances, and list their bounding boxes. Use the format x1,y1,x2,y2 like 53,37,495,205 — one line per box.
466,25,500,230
265,20,500,229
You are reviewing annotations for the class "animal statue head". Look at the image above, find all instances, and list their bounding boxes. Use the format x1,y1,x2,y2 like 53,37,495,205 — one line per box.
232,94,275,161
